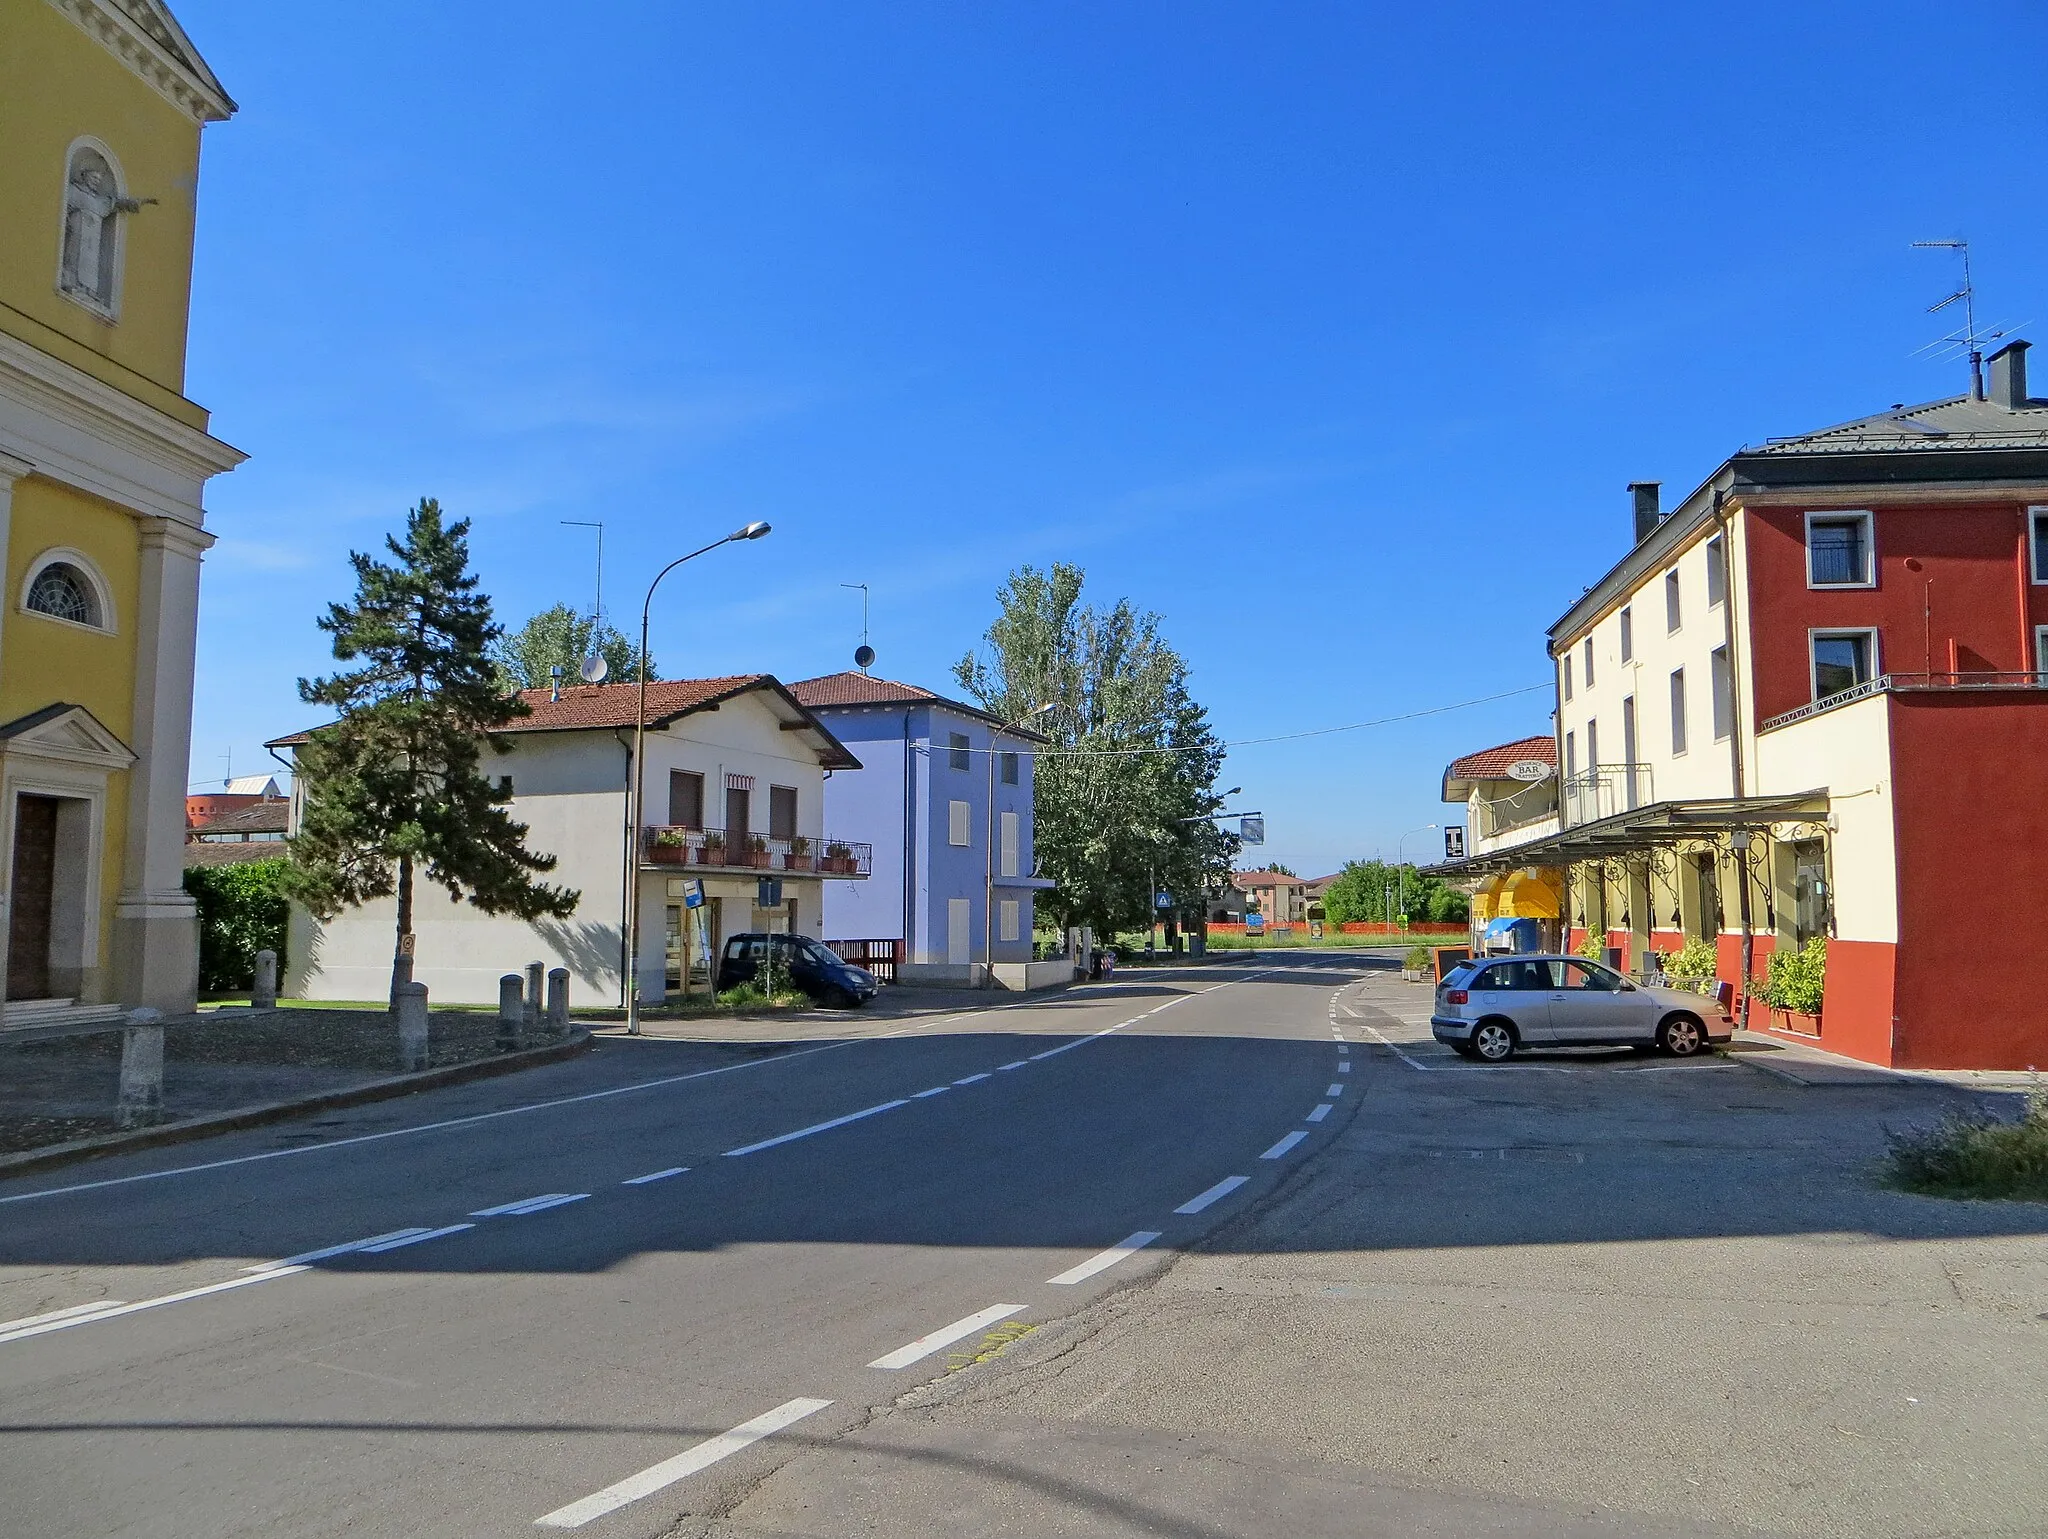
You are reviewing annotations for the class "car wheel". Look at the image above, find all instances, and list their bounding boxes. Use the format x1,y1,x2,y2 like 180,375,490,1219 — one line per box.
1659,1013,1707,1057
1471,1020,1516,1062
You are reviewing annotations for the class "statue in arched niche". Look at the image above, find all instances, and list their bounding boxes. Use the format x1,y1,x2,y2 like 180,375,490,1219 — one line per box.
60,149,122,309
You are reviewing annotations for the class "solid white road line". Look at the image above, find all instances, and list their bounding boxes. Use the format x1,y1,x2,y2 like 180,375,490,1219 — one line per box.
1047,1231,1163,1286
622,1167,687,1185
248,1227,434,1270
1260,1131,1308,1159
0,1028,932,1208
1173,1175,1249,1215
0,1300,126,1333
0,1266,309,1346
724,1099,909,1157
1306,1104,1332,1123
471,1193,589,1217
534,1396,834,1529
361,1223,474,1252
952,1072,992,1085
867,1303,1027,1369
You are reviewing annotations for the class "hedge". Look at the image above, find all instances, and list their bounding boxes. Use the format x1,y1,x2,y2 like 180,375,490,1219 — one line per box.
182,857,289,992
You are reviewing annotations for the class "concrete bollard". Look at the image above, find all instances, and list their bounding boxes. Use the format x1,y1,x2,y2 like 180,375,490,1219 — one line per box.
252,949,277,1010
546,967,569,1031
117,1021,166,1128
397,980,429,1071
523,961,544,1033
497,973,524,1050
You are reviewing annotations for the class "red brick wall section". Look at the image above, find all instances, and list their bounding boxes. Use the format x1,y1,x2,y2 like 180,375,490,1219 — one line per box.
1742,502,2038,726
1887,692,2048,1068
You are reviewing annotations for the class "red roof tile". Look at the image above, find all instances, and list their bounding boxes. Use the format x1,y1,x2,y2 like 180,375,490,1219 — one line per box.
1445,735,1557,781
788,672,940,708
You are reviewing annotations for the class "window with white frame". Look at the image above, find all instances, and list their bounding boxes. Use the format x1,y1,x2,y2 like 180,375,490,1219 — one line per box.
1806,511,1874,588
999,899,1020,943
948,731,970,771
948,799,971,846
1706,536,1727,607
2030,509,2048,583
21,550,113,631
1582,636,1594,688
1710,646,1733,740
1564,730,1576,780
1619,605,1633,663
1810,629,1879,700
1665,570,1682,632
2035,625,2048,678
1586,718,1599,769
1562,654,1573,701
1669,668,1687,755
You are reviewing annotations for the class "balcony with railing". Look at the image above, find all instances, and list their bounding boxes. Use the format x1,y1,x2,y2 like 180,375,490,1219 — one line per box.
1560,764,1654,828
641,825,871,877
1475,785,1560,843
1760,671,2048,734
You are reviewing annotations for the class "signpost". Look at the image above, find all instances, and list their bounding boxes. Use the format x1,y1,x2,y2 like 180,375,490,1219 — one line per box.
1444,826,1466,860
1507,760,1554,782
682,878,705,910
1239,815,1264,846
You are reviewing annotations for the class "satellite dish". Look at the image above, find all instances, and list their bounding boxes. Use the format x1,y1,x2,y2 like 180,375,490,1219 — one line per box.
578,653,609,684
854,644,876,670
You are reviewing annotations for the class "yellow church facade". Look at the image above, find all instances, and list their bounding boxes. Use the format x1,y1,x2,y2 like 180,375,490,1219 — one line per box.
0,0,243,1018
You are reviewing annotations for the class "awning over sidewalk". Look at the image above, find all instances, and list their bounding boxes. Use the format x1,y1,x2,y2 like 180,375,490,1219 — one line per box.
1426,791,1830,879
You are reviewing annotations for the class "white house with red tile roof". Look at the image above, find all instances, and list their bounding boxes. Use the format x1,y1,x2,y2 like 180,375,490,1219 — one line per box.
1440,733,1560,857
266,676,870,1005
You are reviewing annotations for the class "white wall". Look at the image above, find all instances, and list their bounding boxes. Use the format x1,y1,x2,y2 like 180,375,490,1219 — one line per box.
1752,689,1899,945
286,689,837,1005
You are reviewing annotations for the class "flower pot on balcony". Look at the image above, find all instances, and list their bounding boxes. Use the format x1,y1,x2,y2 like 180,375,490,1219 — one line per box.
782,853,806,871
648,843,685,865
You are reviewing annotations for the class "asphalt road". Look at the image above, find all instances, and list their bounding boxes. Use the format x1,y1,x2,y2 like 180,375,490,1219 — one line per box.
4,955,2042,1538
0,959,1361,1537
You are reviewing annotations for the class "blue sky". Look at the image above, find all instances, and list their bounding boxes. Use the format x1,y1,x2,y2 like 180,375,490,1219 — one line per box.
176,1,2048,875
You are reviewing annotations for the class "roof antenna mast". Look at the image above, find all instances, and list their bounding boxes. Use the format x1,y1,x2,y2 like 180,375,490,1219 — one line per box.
1913,239,2000,401
561,520,609,683
841,582,874,671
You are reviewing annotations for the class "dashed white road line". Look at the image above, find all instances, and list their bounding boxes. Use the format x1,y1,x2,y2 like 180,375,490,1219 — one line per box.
471,1194,589,1218
1337,1060,1351,1072
1305,1104,1332,1123
1260,1131,1308,1159
996,1060,1029,1072
952,1072,992,1085
622,1167,687,1185
724,1099,909,1157
867,1303,1027,1369
1047,1231,1163,1286
249,1227,434,1269
1325,1083,1344,1096
0,1300,126,1334
912,1086,951,1099
534,1396,834,1528
362,1222,475,1252
1172,1175,1249,1215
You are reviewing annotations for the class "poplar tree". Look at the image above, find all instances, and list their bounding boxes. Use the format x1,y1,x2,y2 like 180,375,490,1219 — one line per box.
285,499,578,1005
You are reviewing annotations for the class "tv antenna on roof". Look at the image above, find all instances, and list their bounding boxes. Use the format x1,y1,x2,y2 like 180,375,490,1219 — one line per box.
562,519,606,684
1912,239,2009,401
842,582,874,671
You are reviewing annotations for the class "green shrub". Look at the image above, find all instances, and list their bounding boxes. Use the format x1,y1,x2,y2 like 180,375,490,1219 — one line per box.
714,982,806,1009
1886,1091,2048,1200
1403,943,1433,971
1667,939,1719,977
183,857,290,992
1577,930,1604,961
1763,936,1827,1014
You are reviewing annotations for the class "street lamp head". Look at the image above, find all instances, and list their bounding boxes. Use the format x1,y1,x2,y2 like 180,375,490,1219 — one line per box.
731,521,773,541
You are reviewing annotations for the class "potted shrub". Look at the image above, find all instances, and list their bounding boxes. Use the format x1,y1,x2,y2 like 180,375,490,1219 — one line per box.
701,829,726,866
748,834,771,869
825,841,854,874
1402,942,1432,982
785,835,811,871
649,827,688,865
1763,936,1826,1035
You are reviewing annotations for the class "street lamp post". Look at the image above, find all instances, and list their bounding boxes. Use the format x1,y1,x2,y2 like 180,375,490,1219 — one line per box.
983,702,1056,986
1394,824,1440,927
623,521,772,1035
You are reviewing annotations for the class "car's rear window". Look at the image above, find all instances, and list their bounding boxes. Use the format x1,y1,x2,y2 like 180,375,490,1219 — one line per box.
1442,964,1476,987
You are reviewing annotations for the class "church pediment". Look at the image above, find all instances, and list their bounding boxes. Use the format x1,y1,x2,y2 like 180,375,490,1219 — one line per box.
0,703,137,770
48,0,236,123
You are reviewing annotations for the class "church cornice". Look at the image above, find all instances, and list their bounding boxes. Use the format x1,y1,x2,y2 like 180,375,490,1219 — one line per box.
46,0,237,125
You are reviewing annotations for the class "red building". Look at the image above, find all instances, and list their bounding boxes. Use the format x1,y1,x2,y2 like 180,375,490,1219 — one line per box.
1439,339,2048,1069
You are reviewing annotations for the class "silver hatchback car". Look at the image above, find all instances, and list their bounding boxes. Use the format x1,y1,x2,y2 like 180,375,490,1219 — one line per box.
1430,953,1730,1062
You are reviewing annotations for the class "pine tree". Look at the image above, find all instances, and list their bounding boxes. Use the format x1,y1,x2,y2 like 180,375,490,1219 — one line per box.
285,499,578,1004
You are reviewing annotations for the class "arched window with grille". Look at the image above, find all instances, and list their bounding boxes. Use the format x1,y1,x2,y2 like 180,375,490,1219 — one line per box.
21,552,112,632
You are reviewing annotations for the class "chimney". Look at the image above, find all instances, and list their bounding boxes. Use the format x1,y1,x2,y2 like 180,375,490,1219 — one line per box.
1629,481,1662,544
1988,340,2030,410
